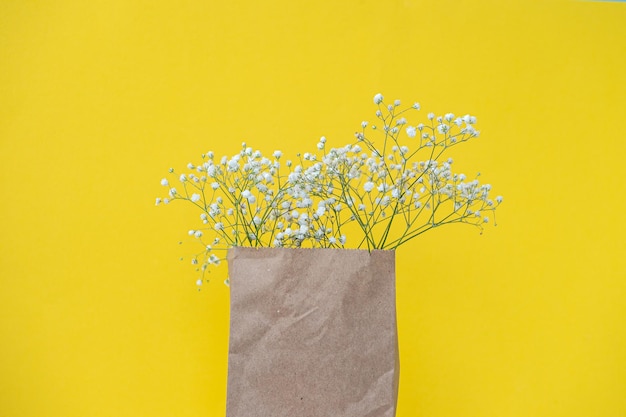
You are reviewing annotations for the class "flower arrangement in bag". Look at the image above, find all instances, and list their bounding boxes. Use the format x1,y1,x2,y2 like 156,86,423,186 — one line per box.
157,94,503,286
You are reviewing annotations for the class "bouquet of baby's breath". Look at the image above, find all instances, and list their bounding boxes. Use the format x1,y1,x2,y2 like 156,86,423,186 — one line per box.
157,94,503,286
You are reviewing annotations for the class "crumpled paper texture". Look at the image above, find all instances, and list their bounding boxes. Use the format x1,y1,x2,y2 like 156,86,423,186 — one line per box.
226,247,399,417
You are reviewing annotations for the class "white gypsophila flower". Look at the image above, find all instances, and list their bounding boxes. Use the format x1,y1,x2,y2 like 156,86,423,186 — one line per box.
227,158,240,172
206,164,217,177
159,94,502,280
462,114,474,124
496,196,503,203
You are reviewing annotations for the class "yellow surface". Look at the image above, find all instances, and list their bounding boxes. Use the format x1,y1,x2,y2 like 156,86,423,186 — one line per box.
1,0,625,416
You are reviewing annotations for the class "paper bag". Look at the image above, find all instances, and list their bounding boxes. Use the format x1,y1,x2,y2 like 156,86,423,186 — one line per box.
226,247,399,417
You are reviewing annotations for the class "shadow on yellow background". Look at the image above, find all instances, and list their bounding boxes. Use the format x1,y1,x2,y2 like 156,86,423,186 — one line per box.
1,0,625,416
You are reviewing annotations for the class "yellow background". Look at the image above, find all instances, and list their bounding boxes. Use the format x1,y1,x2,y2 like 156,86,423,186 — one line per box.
1,0,625,416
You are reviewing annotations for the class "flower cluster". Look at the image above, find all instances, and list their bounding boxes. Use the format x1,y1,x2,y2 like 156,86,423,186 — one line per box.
157,94,503,285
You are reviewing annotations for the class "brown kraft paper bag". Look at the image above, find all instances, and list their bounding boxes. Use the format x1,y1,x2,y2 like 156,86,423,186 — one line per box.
226,247,399,417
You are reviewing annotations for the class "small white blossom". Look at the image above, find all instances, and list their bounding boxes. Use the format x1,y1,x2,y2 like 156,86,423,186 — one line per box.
437,124,450,134
227,159,240,172
160,178,169,186
406,126,417,138
191,193,201,202
373,93,384,104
